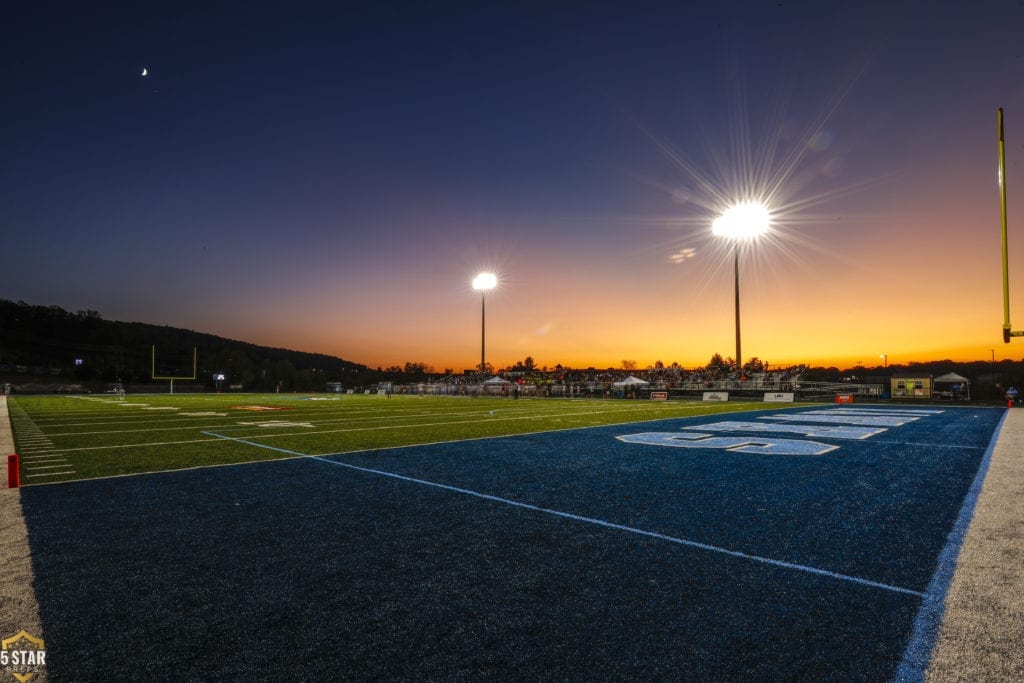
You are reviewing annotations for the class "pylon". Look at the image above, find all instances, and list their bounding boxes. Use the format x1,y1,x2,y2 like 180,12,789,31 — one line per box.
7,454,19,488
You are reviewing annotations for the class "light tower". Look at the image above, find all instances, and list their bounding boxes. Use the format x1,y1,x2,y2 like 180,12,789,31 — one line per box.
472,272,497,373
712,202,770,373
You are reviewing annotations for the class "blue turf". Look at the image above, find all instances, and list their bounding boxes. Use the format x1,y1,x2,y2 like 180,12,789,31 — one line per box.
19,404,1005,679
325,406,1001,592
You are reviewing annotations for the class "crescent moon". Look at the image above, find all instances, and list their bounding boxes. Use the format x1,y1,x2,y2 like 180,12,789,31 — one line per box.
141,68,148,76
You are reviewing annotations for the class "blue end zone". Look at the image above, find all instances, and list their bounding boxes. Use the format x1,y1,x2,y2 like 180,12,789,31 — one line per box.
319,405,999,592
19,405,1005,679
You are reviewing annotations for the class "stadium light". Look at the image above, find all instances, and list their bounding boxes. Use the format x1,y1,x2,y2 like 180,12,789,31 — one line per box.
472,272,497,373
712,202,770,373
880,354,887,367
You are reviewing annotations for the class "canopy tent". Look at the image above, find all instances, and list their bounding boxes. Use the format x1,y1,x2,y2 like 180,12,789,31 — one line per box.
933,372,970,400
480,375,511,395
934,372,968,382
612,376,649,387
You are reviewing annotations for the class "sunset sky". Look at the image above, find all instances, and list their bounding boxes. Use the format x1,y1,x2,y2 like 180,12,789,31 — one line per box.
6,2,1024,372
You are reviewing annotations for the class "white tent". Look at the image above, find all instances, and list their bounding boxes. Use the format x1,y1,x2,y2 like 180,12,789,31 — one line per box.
933,372,970,400
612,375,649,386
480,375,512,396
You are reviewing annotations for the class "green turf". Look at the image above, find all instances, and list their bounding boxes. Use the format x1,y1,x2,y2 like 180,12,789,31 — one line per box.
7,393,790,483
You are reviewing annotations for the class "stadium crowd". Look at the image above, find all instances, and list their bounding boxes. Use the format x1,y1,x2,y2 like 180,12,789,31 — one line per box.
388,363,810,397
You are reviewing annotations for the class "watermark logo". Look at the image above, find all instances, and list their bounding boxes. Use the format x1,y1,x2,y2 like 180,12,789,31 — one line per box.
1,631,46,682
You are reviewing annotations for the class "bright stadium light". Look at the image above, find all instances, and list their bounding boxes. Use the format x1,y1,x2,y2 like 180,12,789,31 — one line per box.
472,272,498,292
472,272,498,373
713,202,771,374
712,202,771,241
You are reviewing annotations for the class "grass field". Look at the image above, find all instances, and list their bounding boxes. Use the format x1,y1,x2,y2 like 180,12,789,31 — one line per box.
8,393,774,483
6,395,1008,679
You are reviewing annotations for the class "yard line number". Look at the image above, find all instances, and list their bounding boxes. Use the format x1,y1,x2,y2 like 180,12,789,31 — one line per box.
616,408,944,456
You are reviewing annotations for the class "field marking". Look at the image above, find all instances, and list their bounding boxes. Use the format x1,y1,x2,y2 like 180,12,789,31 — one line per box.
33,404,705,437
54,438,224,453
48,411,680,454
16,403,422,425
13,401,797,479
315,456,925,597
197,404,768,443
40,404,775,457
236,421,315,428
204,431,925,598
35,403,758,445
760,414,921,427
32,407,570,436
860,439,986,450
9,407,77,478
29,396,759,425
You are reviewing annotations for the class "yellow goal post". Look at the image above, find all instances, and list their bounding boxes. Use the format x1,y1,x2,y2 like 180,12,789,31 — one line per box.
151,346,197,393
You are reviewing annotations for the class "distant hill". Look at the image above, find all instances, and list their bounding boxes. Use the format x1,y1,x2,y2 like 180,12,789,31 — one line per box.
0,299,371,391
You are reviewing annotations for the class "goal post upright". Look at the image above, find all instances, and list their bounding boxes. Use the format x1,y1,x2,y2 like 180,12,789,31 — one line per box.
999,108,1024,342
151,346,198,394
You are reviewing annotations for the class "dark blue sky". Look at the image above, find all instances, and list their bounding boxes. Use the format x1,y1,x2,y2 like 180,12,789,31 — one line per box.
6,2,1024,370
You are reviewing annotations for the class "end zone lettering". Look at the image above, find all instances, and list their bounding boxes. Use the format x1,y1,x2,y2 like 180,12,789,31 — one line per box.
616,432,837,456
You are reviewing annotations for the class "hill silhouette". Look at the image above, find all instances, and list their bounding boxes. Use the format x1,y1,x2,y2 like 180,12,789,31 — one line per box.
0,299,371,391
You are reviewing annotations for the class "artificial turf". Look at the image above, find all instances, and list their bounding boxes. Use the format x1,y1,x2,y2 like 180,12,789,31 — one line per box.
7,393,772,483
13,402,1006,679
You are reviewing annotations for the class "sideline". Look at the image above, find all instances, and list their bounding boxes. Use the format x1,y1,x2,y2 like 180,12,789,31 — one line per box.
925,407,1024,680
0,395,47,672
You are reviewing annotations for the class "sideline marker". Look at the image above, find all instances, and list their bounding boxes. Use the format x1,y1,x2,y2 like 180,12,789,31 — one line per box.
7,454,19,488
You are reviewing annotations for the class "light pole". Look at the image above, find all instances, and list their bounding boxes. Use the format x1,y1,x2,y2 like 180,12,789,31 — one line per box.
880,354,887,368
712,202,770,374
472,272,497,374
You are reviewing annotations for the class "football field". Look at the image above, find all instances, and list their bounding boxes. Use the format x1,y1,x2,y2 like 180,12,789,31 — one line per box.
8,393,765,484
4,395,1008,679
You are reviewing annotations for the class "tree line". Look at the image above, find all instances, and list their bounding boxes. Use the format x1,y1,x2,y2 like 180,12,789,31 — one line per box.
0,299,373,391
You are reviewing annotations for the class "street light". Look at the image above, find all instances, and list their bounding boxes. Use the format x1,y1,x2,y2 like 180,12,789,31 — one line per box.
472,272,497,373
712,202,770,373
880,354,887,367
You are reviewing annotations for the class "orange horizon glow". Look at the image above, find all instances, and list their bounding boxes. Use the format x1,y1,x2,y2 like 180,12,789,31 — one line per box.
249,312,1021,373
333,346,1019,375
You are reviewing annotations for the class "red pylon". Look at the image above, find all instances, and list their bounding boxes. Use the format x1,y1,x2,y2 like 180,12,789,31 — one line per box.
7,454,19,488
